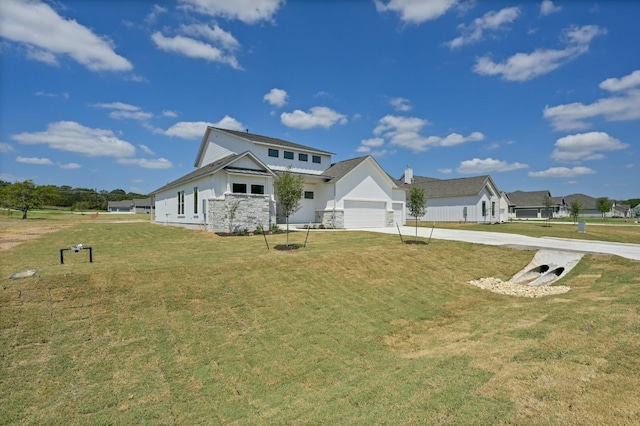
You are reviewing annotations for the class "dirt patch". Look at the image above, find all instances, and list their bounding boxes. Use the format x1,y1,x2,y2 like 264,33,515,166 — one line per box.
0,221,70,251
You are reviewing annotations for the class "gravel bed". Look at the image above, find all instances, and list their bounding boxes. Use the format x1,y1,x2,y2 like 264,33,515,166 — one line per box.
468,277,570,298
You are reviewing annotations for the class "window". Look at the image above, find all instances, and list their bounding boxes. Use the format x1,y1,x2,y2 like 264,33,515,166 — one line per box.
312,155,321,164
298,153,308,162
232,183,247,193
268,148,279,157
284,151,294,160
304,191,314,199
482,201,487,217
193,187,198,214
178,191,185,215
251,184,265,195
491,202,495,217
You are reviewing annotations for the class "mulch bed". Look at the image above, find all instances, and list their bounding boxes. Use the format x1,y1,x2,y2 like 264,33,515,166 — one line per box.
404,240,428,245
274,244,302,251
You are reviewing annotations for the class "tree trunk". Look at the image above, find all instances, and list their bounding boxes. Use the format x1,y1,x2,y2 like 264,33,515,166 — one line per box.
286,216,289,246
22,208,28,219
415,217,418,242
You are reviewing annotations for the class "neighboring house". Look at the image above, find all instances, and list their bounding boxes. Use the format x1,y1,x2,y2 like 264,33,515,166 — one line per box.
151,127,405,232
107,200,133,213
107,198,154,214
506,190,554,219
401,169,503,223
560,193,609,218
612,202,631,218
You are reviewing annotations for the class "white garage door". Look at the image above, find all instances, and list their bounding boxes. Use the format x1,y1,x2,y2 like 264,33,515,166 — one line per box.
393,203,404,226
344,201,386,228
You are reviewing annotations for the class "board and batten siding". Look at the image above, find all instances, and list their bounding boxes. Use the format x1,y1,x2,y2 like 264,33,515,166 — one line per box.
422,193,499,223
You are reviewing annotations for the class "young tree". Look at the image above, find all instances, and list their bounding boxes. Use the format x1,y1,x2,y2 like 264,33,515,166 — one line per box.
596,197,613,220
0,180,57,219
274,169,304,246
569,199,582,224
542,193,554,227
407,186,426,242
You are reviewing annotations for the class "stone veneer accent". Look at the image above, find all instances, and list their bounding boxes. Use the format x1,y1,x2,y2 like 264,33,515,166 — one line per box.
316,210,344,229
208,194,272,232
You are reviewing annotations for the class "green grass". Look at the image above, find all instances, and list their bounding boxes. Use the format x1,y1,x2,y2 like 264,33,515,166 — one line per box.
1,219,640,424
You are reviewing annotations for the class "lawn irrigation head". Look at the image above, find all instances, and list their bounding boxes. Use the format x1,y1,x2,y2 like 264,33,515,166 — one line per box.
60,243,93,264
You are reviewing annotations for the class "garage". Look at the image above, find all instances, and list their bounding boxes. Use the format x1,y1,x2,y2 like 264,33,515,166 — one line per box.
392,203,404,226
516,208,538,219
344,200,386,228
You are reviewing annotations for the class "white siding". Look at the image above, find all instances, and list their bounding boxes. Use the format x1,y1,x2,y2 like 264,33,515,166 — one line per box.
289,183,318,224
393,202,404,226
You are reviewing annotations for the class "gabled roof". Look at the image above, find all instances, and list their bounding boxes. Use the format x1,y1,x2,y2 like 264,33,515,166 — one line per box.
194,127,335,166
151,151,275,194
408,175,499,198
561,193,597,210
323,155,400,188
506,190,552,207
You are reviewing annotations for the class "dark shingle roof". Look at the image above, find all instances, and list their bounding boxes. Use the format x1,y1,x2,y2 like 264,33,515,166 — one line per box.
408,175,497,198
213,127,335,156
323,156,369,183
151,153,241,194
561,193,597,210
506,190,552,207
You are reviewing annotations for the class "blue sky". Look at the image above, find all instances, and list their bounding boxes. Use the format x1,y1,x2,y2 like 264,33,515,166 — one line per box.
1,0,638,200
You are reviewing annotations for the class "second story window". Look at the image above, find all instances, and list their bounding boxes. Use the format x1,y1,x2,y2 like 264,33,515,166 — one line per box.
284,151,294,159
299,153,308,162
268,148,279,158
312,155,321,164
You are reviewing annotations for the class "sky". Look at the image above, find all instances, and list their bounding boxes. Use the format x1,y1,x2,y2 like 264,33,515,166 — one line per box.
0,0,638,200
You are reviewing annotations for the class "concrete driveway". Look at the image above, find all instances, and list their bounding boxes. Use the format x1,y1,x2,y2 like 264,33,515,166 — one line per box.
352,225,640,261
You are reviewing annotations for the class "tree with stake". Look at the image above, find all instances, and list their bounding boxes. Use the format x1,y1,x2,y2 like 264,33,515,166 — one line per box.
407,186,426,242
274,169,304,247
569,199,582,224
596,197,613,220
542,193,554,227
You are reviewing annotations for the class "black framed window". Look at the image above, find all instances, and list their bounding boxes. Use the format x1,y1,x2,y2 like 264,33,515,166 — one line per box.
284,151,294,160
232,183,247,193
178,191,185,215
251,185,265,195
193,187,198,214
268,148,279,157
312,155,321,164
299,153,308,162
304,191,314,199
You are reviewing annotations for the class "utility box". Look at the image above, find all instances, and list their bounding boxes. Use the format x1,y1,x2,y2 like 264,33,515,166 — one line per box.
578,221,586,233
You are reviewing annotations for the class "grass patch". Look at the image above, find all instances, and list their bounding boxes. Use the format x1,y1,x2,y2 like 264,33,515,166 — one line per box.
1,218,640,424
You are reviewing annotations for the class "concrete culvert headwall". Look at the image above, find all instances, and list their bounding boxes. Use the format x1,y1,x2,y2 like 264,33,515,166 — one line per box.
511,251,582,287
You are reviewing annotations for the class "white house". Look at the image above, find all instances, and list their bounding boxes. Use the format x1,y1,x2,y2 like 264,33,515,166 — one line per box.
401,169,503,223
151,127,405,232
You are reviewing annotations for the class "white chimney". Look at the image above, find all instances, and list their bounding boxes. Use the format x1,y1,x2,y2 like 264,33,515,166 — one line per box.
404,165,413,184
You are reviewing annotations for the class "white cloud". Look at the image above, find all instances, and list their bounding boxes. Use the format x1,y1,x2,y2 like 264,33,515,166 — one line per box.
356,137,386,153
145,4,167,24
374,0,459,24
117,158,173,169
474,25,606,81
180,23,241,51
162,110,178,118
373,115,483,152
438,168,453,174
35,90,69,98
456,157,528,174
280,107,347,130
178,0,284,24
551,132,629,162
58,162,81,169
17,156,53,165
529,166,596,178
0,0,132,72
151,32,241,69
163,116,244,139
93,102,154,121
139,144,155,155
264,88,288,107
93,102,140,111
11,121,136,157
544,70,640,131
447,7,520,49
599,69,640,92
540,0,562,16
390,97,412,111
0,142,14,153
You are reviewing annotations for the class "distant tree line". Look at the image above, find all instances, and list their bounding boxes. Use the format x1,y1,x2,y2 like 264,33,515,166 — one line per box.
0,180,148,218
